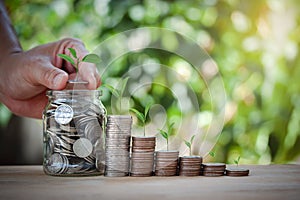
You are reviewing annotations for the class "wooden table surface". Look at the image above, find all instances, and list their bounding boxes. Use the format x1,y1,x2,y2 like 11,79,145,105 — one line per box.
0,165,299,200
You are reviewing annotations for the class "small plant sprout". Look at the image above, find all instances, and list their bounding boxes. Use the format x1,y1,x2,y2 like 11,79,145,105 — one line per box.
158,122,175,151
209,151,216,158
58,47,101,73
184,135,196,156
234,156,241,167
130,102,152,137
103,77,129,114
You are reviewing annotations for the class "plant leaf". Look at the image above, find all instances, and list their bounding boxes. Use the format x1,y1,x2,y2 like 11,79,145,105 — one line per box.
144,102,152,119
159,130,168,140
120,77,129,97
58,54,75,66
234,156,241,165
209,151,215,157
68,48,77,59
168,122,175,136
130,108,145,123
82,54,101,64
190,135,195,144
103,84,120,98
184,140,191,148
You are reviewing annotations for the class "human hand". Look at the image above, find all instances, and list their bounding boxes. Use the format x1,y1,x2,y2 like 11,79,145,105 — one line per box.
0,38,101,118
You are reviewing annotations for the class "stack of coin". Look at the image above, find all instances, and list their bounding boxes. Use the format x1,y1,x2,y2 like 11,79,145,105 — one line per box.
155,150,179,176
226,167,249,176
43,95,106,176
105,115,132,177
130,136,156,177
179,156,203,176
201,163,226,176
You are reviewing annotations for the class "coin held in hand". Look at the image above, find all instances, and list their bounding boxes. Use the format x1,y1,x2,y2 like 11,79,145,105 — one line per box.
73,138,93,158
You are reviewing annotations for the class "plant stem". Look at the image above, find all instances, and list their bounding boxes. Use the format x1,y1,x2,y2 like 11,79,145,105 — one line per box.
167,138,169,151
119,98,122,114
143,123,146,137
189,147,192,156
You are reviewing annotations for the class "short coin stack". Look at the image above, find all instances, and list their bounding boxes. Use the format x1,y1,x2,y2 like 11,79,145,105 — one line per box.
105,115,132,177
226,168,249,176
202,163,226,176
130,136,156,177
155,150,179,176
179,156,202,176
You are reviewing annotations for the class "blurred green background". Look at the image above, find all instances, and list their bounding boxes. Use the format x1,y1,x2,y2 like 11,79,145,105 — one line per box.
1,0,300,164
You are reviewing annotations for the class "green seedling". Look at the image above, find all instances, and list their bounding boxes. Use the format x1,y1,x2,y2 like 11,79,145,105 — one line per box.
234,156,241,167
103,77,129,114
130,102,152,137
158,122,175,151
184,135,195,156
58,47,100,72
209,151,216,158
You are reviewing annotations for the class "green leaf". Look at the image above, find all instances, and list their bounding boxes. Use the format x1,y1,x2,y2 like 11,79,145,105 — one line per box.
103,84,120,98
190,135,195,144
184,140,191,148
68,48,77,59
82,54,101,64
130,108,145,123
159,130,168,140
209,151,215,157
168,122,175,135
58,54,75,66
144,102,152,119
234,156,241,165
120,77,129,97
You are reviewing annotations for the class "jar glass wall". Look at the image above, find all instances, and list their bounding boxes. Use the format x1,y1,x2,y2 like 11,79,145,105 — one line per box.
43,90,106,176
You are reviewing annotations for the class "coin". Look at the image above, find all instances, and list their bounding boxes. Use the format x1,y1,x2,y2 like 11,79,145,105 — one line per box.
130,137,156,177
105,115,132,177
67,80,89,84
225,168,249,176
46,153,69,174
179,156,202,176
201,163,226,177
54,104,74,125
155,150,179,176
73,138,93,158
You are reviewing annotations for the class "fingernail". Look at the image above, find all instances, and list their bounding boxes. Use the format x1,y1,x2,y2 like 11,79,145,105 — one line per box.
53,73,65,89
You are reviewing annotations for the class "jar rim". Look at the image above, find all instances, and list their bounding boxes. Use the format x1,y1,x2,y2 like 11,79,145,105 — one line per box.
46,90,102,96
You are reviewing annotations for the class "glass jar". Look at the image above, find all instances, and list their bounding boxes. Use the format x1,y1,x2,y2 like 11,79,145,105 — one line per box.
43,90,106,176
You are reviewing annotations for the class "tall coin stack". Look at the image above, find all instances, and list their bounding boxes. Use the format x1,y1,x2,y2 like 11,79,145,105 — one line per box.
130,136,156,177
105,115,132,177
155,150,179,176
201,163,226,176
179,156,203,176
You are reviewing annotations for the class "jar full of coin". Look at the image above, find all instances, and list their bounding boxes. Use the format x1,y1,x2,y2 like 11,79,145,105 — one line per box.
43,89,106,176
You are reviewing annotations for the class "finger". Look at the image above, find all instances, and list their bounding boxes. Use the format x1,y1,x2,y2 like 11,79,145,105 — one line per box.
26,56,69,90
55,38,101,88
78,62,101,89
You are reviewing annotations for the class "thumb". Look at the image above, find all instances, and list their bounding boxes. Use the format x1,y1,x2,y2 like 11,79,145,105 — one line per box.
29,57,69,90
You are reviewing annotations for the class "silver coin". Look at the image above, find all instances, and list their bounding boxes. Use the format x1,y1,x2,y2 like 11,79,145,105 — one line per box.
54,104,74,125
73,138,93,158
46,153,69,174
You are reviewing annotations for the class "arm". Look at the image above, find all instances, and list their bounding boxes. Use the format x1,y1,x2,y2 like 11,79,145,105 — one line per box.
0,1,101,118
